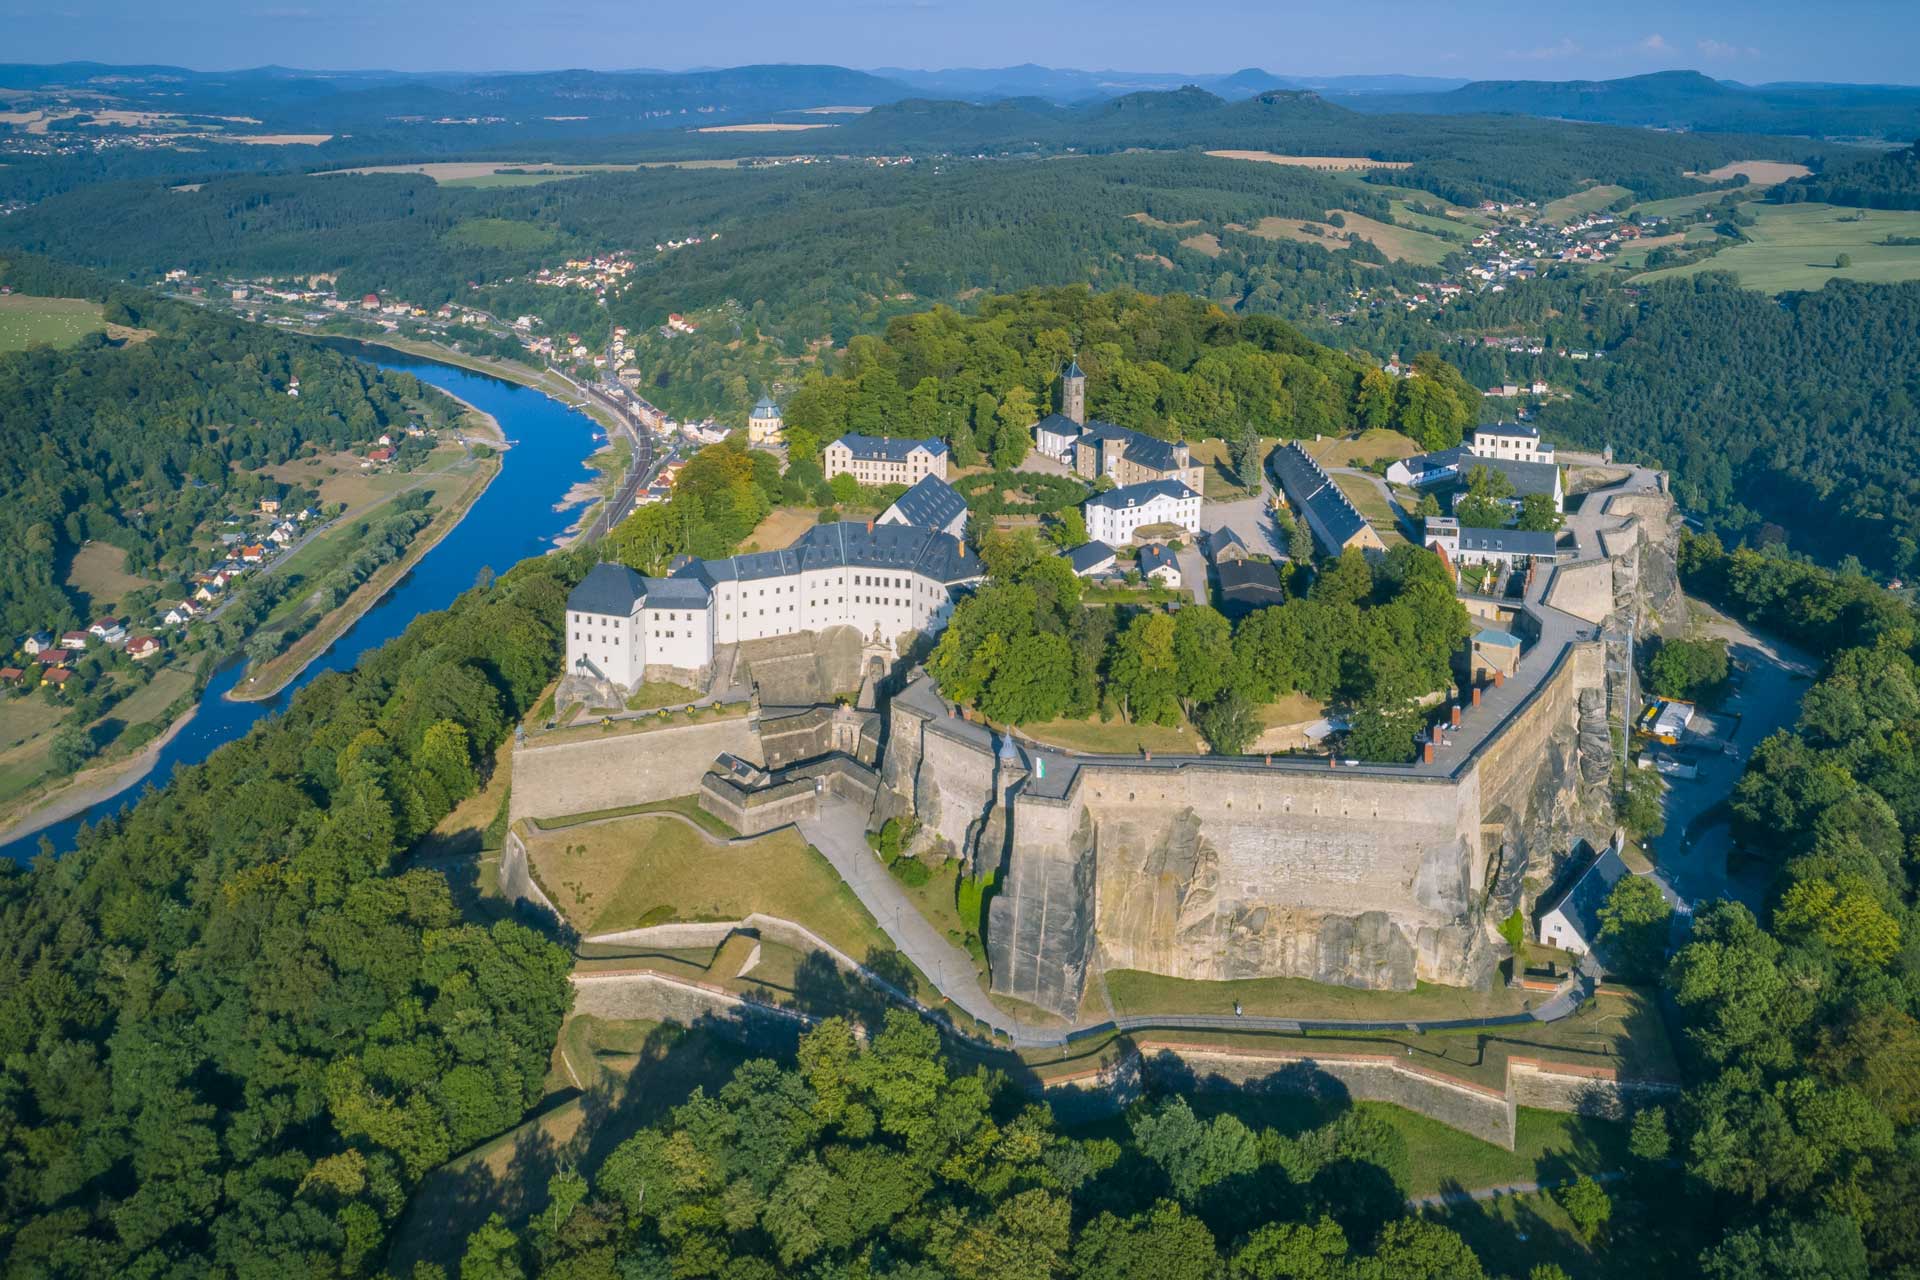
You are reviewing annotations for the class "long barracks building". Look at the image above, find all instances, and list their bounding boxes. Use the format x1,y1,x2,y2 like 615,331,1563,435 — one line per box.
566,521,984,691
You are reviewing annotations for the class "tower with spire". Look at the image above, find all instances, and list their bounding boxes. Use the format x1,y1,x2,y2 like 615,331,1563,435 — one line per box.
1060,357,1086,426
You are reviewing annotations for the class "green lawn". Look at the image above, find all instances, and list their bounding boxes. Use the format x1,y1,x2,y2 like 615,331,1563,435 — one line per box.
1305,428,1421,468
524,813,902,964
1105,968,1531,1022
1630,188,1739,219
1638,203,1920,292
1020,713,1204,755
439,171,591,189
1426,1173,1707,1279
527,792,736,838
624,680,702,711
0,294,106,351
1541,184,1633,224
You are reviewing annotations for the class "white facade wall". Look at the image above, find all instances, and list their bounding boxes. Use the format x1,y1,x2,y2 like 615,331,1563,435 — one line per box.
1034,425,1079,462
822,443,949,485
1085,492,1202,545
1470,430,1552,464
638,604,714,672
568,606,646,687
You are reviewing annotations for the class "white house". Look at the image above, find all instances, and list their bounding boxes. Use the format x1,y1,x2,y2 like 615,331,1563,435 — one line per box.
1423,516,1563,568
1537,841,1630,956
1083,479,1201,546
1137,543,1181,588
822,433,950,486
565,522,984,694
1470,423,1555,465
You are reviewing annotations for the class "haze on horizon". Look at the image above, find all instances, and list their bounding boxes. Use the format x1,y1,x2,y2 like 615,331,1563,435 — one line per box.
4,0,1918,87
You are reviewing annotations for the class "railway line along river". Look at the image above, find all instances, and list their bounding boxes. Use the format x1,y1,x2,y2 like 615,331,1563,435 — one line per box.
1,343,607,862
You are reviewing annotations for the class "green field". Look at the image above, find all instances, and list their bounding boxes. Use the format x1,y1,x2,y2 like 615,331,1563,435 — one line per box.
1541,184,1632,224
0,294,105,351
443,217,559,250
439,171,591,189
1638,203,1920,292
1630,188,1741,220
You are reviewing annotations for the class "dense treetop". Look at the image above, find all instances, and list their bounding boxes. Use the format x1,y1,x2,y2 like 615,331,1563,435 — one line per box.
0,549,583,1273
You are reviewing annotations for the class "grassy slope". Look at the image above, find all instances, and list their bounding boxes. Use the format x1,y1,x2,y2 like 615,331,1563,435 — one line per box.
1637,202,1920,291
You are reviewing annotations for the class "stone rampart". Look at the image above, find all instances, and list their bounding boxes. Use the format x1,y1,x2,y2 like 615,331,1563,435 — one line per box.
510,716,763,821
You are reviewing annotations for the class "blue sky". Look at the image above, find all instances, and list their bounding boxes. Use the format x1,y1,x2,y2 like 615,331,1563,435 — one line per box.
5,0,1916,84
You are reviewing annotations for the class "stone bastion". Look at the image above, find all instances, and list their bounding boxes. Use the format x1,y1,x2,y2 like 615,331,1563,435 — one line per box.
880,641,1614,1019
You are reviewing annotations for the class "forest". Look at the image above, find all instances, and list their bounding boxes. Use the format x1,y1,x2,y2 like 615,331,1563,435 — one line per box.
0,265,456,639
1532,276,1920,575
772,287,1480,462
1655,533,1920,1279
0,548,584,1273
1770,140,1920,211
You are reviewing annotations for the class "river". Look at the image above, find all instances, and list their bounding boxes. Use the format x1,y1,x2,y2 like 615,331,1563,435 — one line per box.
1,343,606,862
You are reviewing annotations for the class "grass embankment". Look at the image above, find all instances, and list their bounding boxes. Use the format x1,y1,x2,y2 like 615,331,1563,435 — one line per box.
1103,969,1533,1022
1018,713,1204,755
522,812,896,961
623,680,702,711
0,661,203,827
1331,473,1409,545
532,700,750,745
1186,436,1272,501
1305,428,1422,469
527,793,735,839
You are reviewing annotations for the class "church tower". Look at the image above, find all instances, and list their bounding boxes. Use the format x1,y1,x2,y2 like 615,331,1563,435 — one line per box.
1060,357,1086,426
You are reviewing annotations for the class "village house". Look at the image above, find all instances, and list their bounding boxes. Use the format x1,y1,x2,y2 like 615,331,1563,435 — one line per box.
59,631,89,651
21,632,54,655
1536,840,1631,957
43,667,73,689
127,636,161,662
259,497,281,515
822,433,950,486
88,618,127,646
1062,542,1118,578
1136,543,1181,588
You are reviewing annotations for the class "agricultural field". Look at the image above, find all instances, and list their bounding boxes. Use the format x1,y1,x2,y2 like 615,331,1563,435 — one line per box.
1233,212,1456,266
1205,150,1411,171
438,171,591,189
1541,184,1633,224
63,542,156,611
1637,203,1920,292
0,294,106,351
1689,160,1812,186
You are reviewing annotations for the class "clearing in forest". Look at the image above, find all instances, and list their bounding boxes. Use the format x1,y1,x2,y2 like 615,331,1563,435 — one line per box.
695,121,836,133
1688,160,1812,186
1205,150,1411,170
1541,184,1633,224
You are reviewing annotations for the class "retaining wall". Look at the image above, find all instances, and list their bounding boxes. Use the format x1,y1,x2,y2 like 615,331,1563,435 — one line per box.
510,716,763,821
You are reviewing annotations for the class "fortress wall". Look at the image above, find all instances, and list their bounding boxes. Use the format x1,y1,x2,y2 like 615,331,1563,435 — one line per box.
907,724,1001,854
1545,559,1615,624
1508,1058,1681,1120
510,717,764,821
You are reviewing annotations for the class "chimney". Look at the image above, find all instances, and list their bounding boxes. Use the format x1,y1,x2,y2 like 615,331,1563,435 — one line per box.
1472,686,1482,707
1494,669,1505,688
866,518,873,533
1143,750,1152,762
1423,741,1436,765
1450,705,1462,729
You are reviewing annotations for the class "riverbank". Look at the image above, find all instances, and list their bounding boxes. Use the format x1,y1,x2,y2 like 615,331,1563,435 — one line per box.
0,697,200,848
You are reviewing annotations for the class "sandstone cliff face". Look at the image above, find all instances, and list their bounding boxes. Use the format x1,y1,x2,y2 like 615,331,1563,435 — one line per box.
1605,492,1688,636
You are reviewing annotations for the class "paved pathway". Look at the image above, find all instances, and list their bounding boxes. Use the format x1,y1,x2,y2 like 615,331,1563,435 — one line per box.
796,794,1594,1049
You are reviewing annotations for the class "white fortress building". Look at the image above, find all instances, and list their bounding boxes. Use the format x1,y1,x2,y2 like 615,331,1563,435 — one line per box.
1469,423,1555,464
565,521,984,695
822,432,950,486
1083,479,1202,545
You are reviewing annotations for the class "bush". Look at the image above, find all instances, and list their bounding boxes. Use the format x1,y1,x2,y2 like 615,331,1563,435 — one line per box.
887,856,932,888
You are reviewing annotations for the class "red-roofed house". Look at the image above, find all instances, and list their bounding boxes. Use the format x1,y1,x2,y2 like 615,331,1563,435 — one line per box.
127,636,162,662
44,667,73,687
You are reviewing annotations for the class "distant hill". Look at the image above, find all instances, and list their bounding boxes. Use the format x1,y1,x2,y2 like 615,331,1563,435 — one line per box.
1330,69,1920,139
869,63,1468,104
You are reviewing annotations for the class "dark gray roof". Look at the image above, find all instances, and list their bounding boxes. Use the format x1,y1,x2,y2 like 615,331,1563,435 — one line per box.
1209,526,1249,560
1217,559,1287,614
1082,419,1186,474
1539,845,1629,951
1064,541,1117,573
1086,479,1198,510
1269,443,1369,553
1062,358,1085,380
752,396,779,414
883,474,969,531
1138,544,1177,576
1465,455,1560,497
1399,445,1470,479
1034,412,1082,440
1454,526,1561,557
687,521,983,587
641,575,713,607
832,432,949,461
1477,422,1540,440
568,562,647,615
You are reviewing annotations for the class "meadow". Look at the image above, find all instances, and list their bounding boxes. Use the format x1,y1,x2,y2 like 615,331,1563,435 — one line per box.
1638,202,1920,291
0,294,105,351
